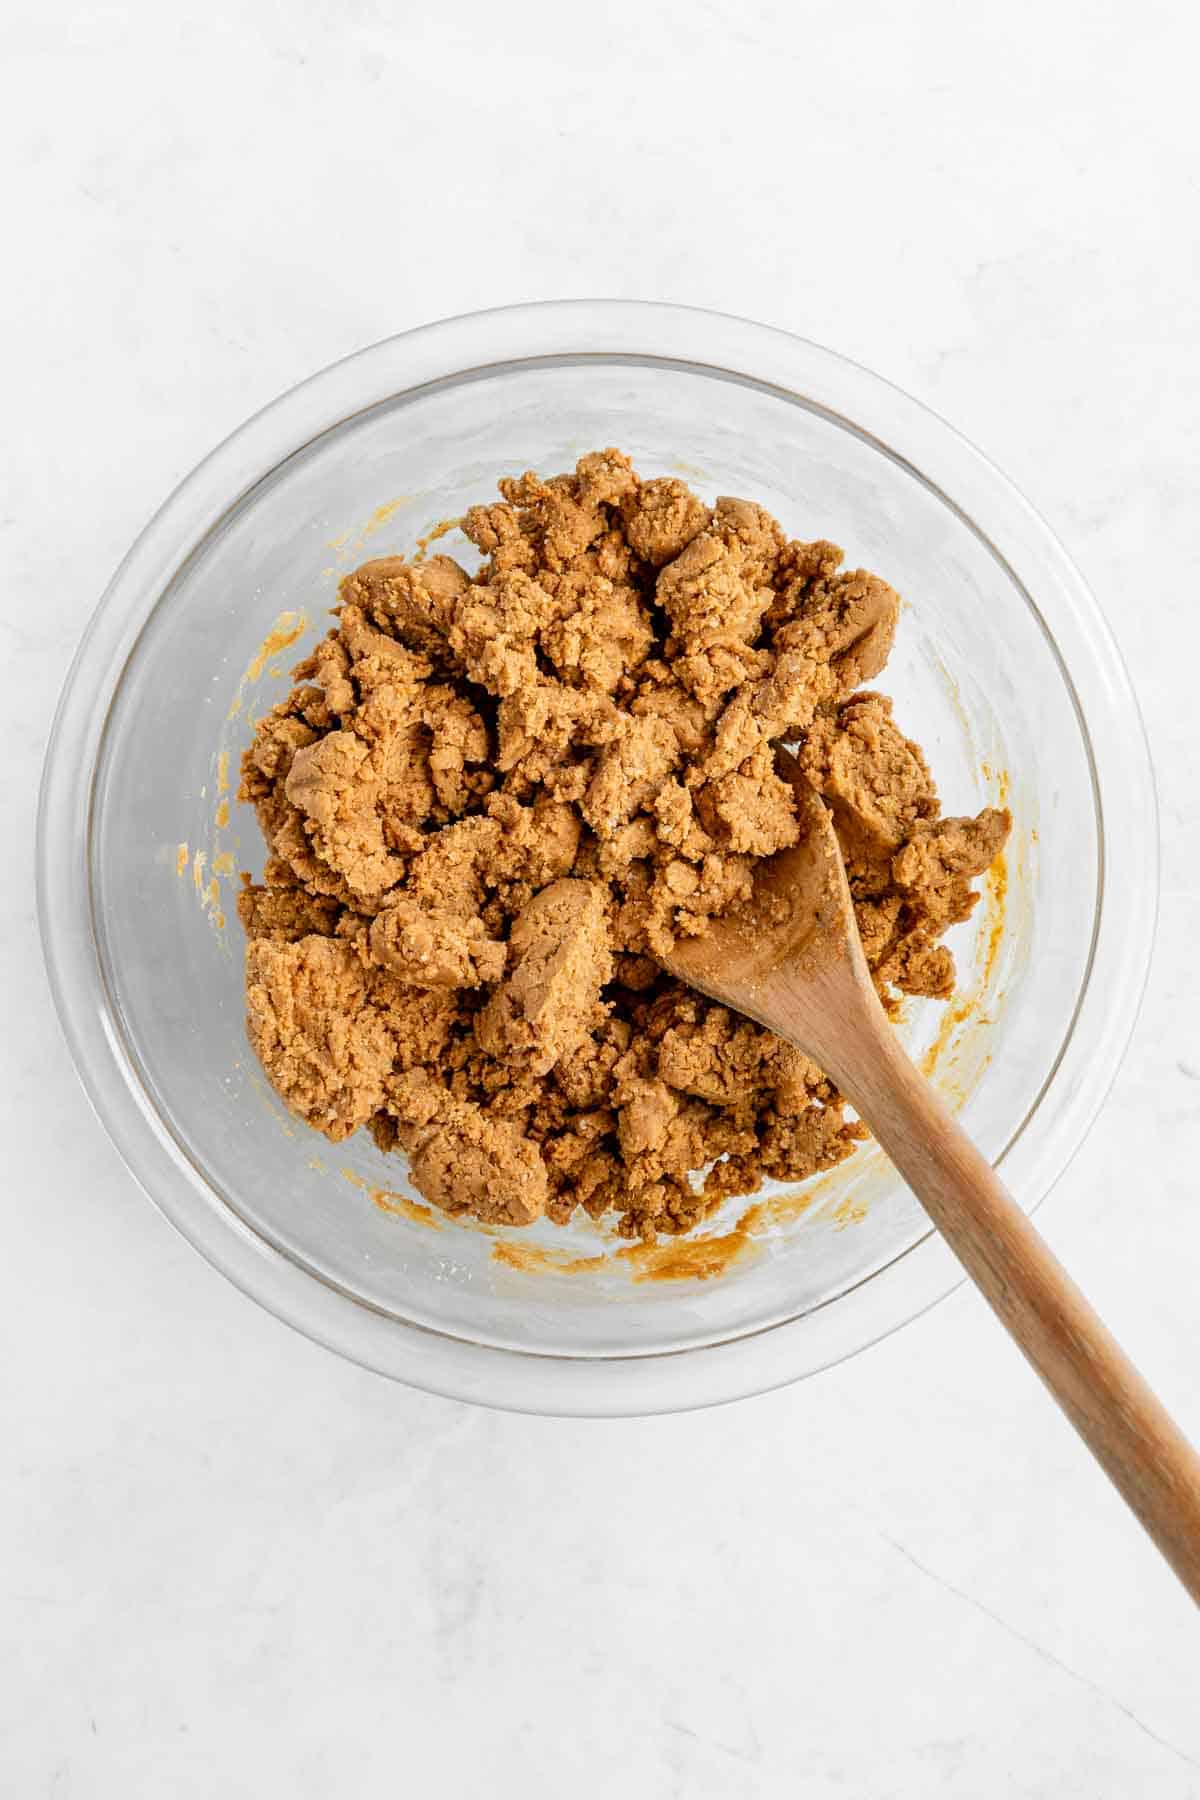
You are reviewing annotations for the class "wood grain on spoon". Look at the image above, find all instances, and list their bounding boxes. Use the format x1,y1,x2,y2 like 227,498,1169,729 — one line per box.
661,757,1200,1604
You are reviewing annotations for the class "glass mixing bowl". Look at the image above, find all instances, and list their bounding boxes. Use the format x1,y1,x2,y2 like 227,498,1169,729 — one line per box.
37,301,1156,1414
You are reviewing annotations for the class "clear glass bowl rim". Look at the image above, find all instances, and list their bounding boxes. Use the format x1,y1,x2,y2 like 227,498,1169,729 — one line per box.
36,300,1158,1416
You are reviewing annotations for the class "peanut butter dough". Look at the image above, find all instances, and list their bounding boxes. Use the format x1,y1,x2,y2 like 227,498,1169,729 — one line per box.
238,451,1009,1238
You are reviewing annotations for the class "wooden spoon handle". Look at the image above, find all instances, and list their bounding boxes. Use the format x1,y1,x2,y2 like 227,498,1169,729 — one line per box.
835,1027,1200,1604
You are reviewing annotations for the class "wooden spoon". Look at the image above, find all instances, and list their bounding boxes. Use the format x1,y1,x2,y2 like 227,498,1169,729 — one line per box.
661,763,1200,1603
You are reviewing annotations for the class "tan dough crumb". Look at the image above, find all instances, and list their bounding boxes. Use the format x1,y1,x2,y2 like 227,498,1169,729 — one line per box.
369,897,506,989
238,449,1009,1237
477,879,612,1076
391,1074,548,1226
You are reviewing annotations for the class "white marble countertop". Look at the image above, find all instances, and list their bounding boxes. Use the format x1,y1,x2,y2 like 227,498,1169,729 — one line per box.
5,2,1199,1793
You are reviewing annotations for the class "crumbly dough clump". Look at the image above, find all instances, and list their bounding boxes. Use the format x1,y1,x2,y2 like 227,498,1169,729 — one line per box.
238,451,1009,1238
